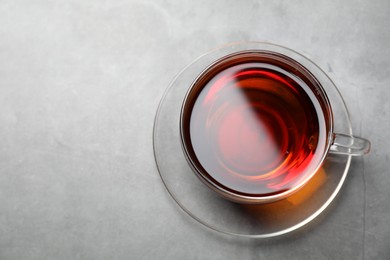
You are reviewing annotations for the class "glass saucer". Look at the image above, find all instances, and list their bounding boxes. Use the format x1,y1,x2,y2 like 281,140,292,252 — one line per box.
153,42,352,238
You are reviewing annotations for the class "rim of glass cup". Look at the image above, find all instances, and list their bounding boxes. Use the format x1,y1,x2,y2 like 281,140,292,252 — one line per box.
179,49,335,204
153,41,353,238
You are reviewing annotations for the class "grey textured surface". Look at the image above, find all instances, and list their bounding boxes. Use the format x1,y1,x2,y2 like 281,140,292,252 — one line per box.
0,0,389,259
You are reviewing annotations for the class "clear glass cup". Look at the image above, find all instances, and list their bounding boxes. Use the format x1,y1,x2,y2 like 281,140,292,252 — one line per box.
179,44,370,204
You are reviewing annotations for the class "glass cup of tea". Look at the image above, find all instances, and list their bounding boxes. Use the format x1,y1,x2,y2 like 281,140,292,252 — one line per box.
179,42,370,204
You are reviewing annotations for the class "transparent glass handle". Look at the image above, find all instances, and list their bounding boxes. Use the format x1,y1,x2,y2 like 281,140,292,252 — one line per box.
329,133,371,156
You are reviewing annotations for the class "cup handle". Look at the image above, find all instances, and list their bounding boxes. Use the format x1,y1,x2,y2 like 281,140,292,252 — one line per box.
329,133,371,156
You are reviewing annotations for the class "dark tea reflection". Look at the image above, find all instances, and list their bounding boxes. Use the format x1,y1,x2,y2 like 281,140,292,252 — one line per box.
181,53,329,199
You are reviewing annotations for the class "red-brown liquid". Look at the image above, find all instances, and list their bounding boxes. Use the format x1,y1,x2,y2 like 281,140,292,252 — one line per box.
181,52,330,197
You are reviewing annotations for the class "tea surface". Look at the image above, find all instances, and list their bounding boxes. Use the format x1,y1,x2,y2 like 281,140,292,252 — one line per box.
182,53,328,196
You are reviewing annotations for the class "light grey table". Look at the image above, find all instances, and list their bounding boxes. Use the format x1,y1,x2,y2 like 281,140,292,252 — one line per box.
0,1,389,259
